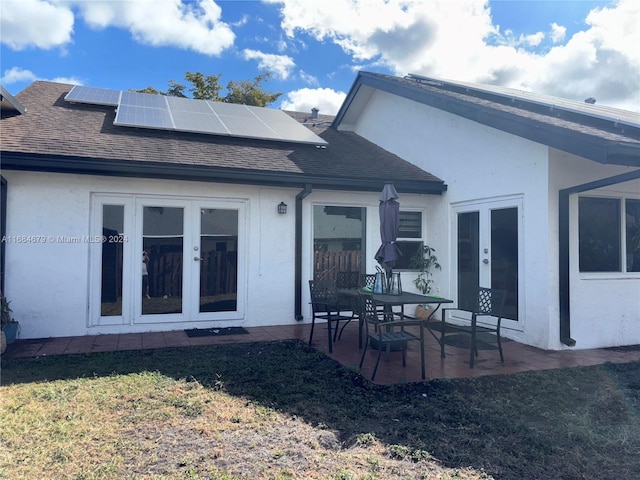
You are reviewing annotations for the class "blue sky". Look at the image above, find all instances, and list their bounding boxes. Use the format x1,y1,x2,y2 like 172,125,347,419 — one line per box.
1,0,638,115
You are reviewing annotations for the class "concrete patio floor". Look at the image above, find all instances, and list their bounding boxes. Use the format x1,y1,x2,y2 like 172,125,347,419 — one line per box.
2,321,639,385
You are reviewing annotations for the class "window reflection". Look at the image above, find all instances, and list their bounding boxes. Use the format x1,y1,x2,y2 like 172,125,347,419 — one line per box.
199,209,238,313
313,205,364,282
101,205,124,316
142,206,184,315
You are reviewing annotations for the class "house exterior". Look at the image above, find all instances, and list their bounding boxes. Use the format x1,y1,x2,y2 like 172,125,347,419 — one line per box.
1,73,639,352
333,72,640,350
0,80,445,340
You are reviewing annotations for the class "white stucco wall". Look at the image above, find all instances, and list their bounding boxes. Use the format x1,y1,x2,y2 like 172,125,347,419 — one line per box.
549,151,640,349
341,90,577,349
2,171,309,338
3,170,437,340
299,189,439,309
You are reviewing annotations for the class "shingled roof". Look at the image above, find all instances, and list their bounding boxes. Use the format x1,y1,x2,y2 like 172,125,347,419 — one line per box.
0,81,446,194
335,72,640,167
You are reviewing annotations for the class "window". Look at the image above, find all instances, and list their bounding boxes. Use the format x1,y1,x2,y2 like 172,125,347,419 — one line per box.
395,211,423,270
579,196,640,273
313,205,365,281
626,199,640,272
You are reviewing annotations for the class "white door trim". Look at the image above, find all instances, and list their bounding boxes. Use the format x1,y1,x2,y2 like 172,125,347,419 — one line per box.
450,195,525,332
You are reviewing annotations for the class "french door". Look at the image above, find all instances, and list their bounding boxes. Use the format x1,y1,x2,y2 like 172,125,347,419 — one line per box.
91,195,245,326
452,197,522,330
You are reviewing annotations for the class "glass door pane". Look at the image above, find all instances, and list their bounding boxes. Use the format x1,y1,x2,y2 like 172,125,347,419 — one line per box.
101,205,124,317
142,206,184,315
491,207,518,321
455,201,521,329
457,211,479,311
199,208,238,313
313,205,365,282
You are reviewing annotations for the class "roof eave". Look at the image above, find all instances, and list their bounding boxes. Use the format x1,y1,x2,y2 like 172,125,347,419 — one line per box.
334,72,640,167
0,152,447,195
0,85,26,115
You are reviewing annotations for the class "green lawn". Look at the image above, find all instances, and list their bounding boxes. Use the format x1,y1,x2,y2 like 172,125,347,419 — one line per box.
1,340,639,479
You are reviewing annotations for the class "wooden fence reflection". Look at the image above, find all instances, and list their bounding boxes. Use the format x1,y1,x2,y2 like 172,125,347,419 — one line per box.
313,250,362,282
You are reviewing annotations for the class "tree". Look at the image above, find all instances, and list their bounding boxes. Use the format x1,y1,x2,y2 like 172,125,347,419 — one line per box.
130,72,281,107
225,72,281,106
184,72,222,100
166,80,187,98
133,86,163,95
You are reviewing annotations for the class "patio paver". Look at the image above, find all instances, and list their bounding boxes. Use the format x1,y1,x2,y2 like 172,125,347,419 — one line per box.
2,322,638,385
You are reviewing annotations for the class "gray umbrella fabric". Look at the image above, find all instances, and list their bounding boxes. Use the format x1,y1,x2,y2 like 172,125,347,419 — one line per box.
374,183,401,271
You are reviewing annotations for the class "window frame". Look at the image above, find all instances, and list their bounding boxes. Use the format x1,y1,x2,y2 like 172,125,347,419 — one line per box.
395,210,425,271
578,194,640,275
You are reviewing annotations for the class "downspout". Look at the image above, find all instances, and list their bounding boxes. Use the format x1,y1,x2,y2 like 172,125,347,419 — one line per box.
0,176,6,293
558,169,640,347
295,184,313,320
558,190,575,346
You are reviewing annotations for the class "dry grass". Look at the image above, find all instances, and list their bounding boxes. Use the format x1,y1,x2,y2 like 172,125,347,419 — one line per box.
1,371,478,479
1,340,639,479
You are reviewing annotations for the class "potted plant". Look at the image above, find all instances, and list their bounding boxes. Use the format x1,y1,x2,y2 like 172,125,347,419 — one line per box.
1,292,19,348
409,245,441,319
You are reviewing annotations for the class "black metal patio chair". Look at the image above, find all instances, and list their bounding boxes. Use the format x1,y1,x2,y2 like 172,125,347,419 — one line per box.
436,287,507,368
335,271,364,347
308,280,353,353
358,291,426,381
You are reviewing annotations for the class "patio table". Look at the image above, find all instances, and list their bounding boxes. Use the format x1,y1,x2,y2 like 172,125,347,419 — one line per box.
338,289,453,349
371,291,453,320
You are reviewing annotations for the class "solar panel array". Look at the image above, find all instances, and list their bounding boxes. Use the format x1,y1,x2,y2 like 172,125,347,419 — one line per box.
64,85,327,145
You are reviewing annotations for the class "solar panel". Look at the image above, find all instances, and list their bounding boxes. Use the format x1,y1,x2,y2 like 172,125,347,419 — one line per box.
120,91,169,109
217,113,279,140
115,91,174,129
171,110,229,134
167,96,215,114
269,119,330,144
207,101,247,116
166,96,229,134
64,85,328,145
114,104,174,129
247,105,327,143
64,85,120,106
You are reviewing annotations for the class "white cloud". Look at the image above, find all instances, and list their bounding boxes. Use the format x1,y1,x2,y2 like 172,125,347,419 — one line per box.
550,22,566,44
0,0,74,50
520,32,545,47
1,0,235,56
298,70,320,86
1,67,37,85
0,66,83,87
268,0,640,111
242,49,296,79
279,87,346,116
528,0,640,111
50,76,84,86
77,0,235,55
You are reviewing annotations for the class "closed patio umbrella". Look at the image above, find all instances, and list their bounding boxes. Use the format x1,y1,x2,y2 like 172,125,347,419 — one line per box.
374,183,401,282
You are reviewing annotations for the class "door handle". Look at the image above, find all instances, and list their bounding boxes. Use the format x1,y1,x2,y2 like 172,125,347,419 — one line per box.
194,256,203,261
483,258,489,264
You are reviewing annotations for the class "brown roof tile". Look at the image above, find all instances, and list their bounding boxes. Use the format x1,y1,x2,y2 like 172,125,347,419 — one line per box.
1,81,443,190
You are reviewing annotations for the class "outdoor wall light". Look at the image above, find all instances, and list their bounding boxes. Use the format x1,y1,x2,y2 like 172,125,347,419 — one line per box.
277,202,288,214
